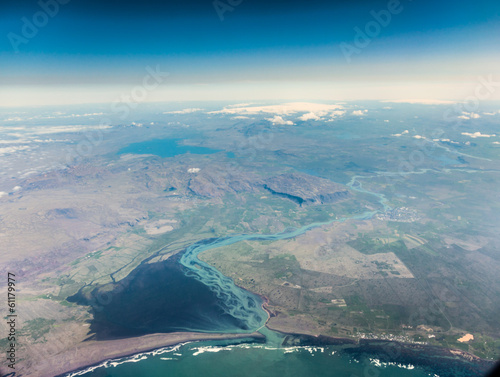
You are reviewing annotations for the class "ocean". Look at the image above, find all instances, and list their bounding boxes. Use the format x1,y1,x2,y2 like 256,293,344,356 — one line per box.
66,340,442,377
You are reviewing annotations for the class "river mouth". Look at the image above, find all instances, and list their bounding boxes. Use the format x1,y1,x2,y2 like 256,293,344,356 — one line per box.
69,216,379,340
68,254,250,340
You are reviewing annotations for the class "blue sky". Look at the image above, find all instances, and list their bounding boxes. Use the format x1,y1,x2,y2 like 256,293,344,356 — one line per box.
1,0,499,105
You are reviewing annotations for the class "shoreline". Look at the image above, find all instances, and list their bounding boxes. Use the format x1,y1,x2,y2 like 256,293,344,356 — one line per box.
49,327,497,377
41,252,498,377
242,276,498,375
278,331,496,376
25,332,264,377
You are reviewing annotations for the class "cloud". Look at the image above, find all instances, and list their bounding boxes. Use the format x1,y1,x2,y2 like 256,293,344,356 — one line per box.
391,130,409,137
231,116,250,119
226,103,253,108
0,138,67,145
352,110,367,116
266,115,294,125
413,135,425,139
493,141,500,145
382,99,456,105
458,112,481,120
483,111,500,116
164,108,203,114
3,113,105,121
209,102,344,115
325,110,347,122
0,146,30,155
434,138,459,144
187,168,200,173
0,192,7,198
330,110,346,117
0,139,32,144
461,132,496,138
3,125,112,136
298,112,322,121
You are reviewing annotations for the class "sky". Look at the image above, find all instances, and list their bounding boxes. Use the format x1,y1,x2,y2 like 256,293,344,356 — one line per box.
1,0,500,106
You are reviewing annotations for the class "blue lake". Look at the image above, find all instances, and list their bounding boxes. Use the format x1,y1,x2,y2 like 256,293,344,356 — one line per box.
118,138,221,158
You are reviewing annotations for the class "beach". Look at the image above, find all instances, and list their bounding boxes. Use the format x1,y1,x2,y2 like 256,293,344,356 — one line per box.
22,332,264,377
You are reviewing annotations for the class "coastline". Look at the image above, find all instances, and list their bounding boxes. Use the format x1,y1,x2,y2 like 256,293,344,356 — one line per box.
25,332,264,377
50,328,496,377
39,254,498,377
279,332,496,377
251,281,497,375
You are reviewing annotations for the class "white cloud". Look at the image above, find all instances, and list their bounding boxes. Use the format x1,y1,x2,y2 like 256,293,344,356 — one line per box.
391,130,409,137
4,125,112,136
0,139,32,144
164,108,203,114
492,141,500,145
434,138,459,144
461,132,496,138
325,110,346,122
458,112,481,120
330,110,346,117
3,113,104,121
352,110,368,116
0,192,7,198
2,126,26,131
12,186,22,191
266,115,294,125
209,102,344,115
187,168,200,173
382,99,457,105
413,135,425,139
231,116,250,119
299,112,322,121
0,146,30,155
226,103,253,108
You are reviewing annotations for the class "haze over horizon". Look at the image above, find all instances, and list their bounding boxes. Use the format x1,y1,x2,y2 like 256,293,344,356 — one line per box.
1,0,500,106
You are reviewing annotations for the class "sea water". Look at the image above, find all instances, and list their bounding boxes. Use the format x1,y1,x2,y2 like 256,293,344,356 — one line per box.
65,341,442,377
